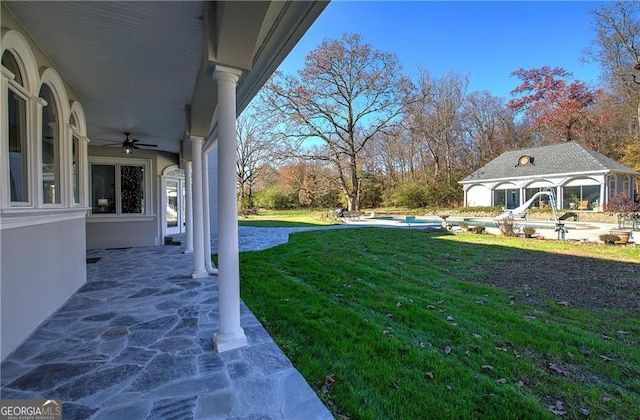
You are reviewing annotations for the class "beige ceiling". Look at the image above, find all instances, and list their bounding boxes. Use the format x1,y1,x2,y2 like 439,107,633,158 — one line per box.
4,1,328,155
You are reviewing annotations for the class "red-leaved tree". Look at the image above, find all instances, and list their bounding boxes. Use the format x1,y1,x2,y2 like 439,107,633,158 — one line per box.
507,66,599,144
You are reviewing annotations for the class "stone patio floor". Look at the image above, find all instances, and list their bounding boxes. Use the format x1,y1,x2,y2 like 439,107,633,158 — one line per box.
0,226,336,420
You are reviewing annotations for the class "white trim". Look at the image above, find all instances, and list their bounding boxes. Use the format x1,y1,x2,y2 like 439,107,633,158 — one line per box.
460,169,611,185
0,207,88,230
86,215,154,223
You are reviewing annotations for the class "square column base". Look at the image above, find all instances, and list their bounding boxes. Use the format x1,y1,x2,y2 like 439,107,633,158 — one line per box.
214,329,248,353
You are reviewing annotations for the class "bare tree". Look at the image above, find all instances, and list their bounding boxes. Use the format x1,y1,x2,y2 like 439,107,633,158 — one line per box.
588,0,640,128
404,69,469,183
236,105,281,209
262,33,410,211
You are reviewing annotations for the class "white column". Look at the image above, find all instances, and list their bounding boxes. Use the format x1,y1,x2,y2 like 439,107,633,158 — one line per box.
183,160,194,254
213,65,247,352
190,136,208,278
202,150,218,274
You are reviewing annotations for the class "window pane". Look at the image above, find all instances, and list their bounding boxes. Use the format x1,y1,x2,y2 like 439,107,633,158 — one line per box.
121,165,144,213
2,51,23,86
493,190,505,207
506,189,520,209
72,136,80,204
582,185,600,210
91,165,115,214
563,186,580,210
40,84,60,204
8,89,28,202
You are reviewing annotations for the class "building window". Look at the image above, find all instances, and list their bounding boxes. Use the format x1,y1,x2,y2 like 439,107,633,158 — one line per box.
90,158,151,216
3,51,29,205
40,83,60,204
623,176,630,198
609,177,616,202
562,185,600,210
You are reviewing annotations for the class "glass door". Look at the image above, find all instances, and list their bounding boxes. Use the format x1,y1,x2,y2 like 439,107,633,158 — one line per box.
166,179,183,235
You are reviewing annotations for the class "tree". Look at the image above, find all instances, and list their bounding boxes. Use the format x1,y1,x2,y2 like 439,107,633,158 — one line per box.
507,66,598,143
589,0,640,128
262,33,410,211
236,105,281,209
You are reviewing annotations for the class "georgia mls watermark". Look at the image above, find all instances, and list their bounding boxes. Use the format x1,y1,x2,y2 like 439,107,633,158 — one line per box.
0,400,62,420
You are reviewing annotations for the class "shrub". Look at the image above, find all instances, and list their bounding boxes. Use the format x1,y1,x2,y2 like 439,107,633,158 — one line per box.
254,187,299,210
605,193,639,215
522,227,536,238
471,226,486,234
499,217,516,237
599,234,620,245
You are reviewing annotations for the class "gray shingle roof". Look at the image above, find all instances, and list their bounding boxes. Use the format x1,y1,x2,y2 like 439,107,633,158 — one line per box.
461,142,639,183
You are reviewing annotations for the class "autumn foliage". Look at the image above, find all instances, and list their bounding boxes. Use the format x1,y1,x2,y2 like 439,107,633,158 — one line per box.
507,66,598,143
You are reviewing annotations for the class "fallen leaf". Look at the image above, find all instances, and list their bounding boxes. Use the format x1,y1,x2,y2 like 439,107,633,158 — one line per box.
602,335,613,340
446,385,452,391
464,350,470,357
438,309,446,313
600,396,612,402
425,371,434,379
446,315,455,321
549,363,569,376
580,346,591,356
578,407,590,416
516,379,526,388
557,301,570,306
476,300,485,305
320,374,336,393
426,305,436,310
437,300,445,304
396,302,402,308
599,354,612,361
382,329,389,335
444,345,452,354
335,293,344,297
385,313,393,318
524,315,537,321
390,382,400,390
481,365,494,371
496,378,507,384
472,333,482,339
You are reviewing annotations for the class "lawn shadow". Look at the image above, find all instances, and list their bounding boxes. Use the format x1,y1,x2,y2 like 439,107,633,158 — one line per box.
422,230,640,314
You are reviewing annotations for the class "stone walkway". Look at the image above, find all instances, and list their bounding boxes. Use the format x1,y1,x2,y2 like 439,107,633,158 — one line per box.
0,227,333,420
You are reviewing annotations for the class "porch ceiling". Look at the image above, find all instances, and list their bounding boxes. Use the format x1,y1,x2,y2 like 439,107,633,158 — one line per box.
4,1,328,155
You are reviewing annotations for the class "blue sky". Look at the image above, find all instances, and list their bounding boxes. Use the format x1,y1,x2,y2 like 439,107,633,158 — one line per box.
278,1,606,99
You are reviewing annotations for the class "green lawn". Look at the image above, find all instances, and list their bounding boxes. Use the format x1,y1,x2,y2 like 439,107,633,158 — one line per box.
238,228,640,419
237,209,337,227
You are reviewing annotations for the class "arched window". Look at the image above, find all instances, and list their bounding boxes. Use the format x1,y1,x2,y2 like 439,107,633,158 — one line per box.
70,113,80,205
2,50,29,204
39,83,61,204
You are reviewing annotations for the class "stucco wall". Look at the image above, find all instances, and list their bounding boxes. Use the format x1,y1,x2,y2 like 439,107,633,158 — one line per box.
1,218,86,360
465,184,491,207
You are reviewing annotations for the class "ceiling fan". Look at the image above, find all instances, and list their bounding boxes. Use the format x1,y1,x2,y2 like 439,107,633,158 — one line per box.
118,132,158,154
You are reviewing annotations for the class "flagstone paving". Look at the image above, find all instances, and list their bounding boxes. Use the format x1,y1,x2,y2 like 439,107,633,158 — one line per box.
1,227,334,420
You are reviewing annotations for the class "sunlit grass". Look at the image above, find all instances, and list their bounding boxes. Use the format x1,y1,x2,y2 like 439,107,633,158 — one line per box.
237,209,337,227
239,228,640,419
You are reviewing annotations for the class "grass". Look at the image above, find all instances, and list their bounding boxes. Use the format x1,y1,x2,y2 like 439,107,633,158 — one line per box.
238,227,640,419
237,209,337,227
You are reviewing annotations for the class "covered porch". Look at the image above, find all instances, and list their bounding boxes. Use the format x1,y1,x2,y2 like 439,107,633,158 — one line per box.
0,233,331,418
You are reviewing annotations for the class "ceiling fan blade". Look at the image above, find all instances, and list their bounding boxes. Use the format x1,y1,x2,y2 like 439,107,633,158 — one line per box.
135,143,158,147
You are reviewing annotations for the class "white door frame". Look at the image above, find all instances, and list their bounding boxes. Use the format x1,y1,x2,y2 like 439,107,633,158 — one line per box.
160,165,186,239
